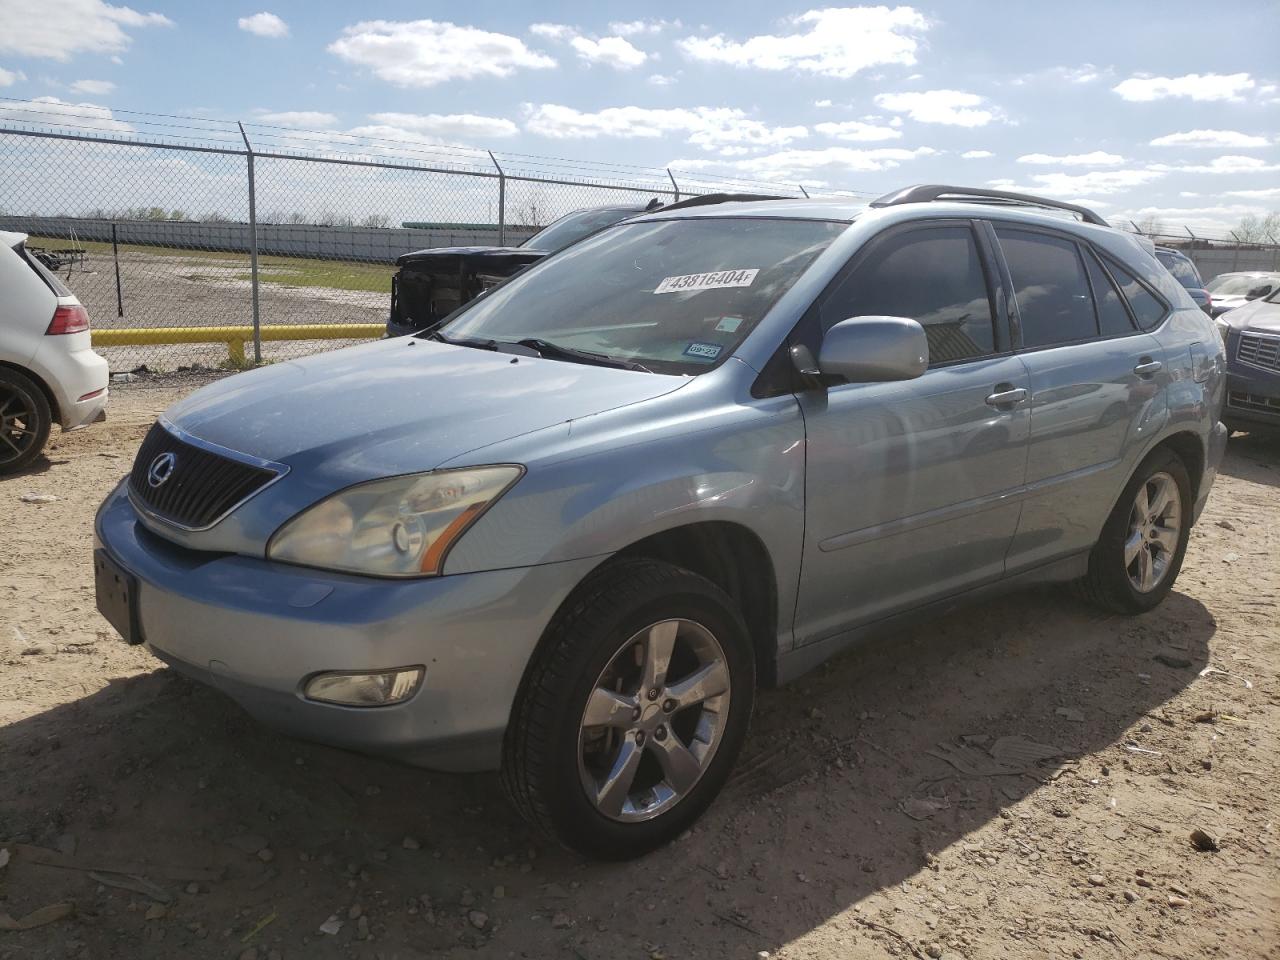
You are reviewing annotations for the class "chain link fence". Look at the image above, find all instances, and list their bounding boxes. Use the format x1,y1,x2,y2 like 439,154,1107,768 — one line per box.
2,112,1278,373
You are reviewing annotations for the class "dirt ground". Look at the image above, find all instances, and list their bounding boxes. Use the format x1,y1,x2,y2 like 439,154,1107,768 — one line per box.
1,377,1277,960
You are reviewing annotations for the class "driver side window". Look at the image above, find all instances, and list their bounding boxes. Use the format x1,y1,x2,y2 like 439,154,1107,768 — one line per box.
820,223,998,366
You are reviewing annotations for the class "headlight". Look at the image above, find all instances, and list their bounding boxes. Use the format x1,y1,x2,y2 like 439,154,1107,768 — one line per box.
268,465,522,577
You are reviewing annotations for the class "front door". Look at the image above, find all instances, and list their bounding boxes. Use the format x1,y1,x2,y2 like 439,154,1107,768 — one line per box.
792,221,1028,646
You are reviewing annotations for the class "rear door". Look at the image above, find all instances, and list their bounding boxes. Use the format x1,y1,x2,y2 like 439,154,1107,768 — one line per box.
988,222,1169,571
791,220,1029,645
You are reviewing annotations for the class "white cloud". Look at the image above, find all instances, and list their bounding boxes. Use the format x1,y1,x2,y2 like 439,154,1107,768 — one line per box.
1016,151,1125,166
814,119,901,142
569,35,647,70
1225,186,1280,199
70,78,114,95
1151,155,1280,175
528,23,574,40
1014,64,1109,86
329,20,557,88
730,145,936,180
609,19,679,36
238,12,288,38
648,73,677,86
1113,72,1255,102
523,103,807,152
0,0,172,61
814,98,833,108
253,110,339,129
1149,129,1271,149
359,111,517,139
875,89,998,126
990,169,1165,197
961,150,993,159
0,66,26,86
1,95,131,131
679,7,929,78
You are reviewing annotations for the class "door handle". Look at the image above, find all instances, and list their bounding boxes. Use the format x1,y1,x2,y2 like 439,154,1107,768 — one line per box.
1133,358,1163,378
985,386,1028,407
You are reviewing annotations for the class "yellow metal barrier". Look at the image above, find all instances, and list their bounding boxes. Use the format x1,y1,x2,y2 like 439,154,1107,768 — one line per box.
92,324,386,364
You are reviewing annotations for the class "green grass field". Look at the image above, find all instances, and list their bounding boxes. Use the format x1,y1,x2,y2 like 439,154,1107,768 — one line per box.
26,236,394,294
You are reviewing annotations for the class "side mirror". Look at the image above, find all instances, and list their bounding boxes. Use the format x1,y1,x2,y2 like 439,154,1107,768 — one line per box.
815,316,929,383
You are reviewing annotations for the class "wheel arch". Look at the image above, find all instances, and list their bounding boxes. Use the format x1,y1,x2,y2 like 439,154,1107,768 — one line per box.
1149,430,1205,514
0,360,61,424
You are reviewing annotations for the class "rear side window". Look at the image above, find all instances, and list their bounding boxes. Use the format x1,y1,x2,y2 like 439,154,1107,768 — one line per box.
821,224,996,366
1156,251,1202,289
1104,257,1168,330
995,228,1096,348
1083,251,1136,338
16,243,72,297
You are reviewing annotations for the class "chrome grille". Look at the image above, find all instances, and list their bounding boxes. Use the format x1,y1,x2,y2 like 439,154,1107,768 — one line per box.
129,422,279,530
1237,332,1280,373
1228,391,1280,415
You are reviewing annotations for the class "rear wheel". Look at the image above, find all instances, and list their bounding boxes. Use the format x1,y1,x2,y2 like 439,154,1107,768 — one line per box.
1078,448,1192,614
502,559,754,860
0,368,52,475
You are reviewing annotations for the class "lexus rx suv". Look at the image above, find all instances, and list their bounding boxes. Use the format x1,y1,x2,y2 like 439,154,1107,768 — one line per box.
95,185,1226,859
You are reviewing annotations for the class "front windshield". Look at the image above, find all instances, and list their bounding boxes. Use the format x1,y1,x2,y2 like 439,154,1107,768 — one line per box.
443,217,846,375
520,207,639,253
1207,274,1278,296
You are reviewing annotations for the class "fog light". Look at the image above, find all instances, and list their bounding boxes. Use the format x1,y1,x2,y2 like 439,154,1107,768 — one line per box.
304,667,424,707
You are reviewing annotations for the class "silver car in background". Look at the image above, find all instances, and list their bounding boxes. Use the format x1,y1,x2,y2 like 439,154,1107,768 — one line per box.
95,185,1227,859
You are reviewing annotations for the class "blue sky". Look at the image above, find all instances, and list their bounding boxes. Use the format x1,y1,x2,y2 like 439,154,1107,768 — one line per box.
1,0,1277,233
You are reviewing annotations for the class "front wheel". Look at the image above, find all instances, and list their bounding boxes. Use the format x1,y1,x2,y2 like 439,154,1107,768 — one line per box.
1078,448,1192,614
501,559,755,860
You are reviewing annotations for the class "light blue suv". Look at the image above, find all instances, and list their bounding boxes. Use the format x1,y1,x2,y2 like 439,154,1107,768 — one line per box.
95,185,1227,859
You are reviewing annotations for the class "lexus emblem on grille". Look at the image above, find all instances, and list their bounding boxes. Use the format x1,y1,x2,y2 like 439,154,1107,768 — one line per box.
147,452,177,488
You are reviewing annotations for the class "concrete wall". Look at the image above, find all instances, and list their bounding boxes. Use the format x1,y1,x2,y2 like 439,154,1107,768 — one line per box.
0,216,538,263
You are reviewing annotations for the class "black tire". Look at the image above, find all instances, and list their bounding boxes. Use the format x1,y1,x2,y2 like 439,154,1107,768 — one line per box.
1077,447,1193,614
501,558,755,860
0,367,52,475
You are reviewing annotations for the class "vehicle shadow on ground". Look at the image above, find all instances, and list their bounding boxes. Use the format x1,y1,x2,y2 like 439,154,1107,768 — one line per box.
1219,433,1279,487
1,585,1214,958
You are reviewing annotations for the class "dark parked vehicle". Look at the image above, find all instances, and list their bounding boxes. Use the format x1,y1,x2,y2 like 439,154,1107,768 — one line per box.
1217,286,1280,434
386,202,662,338
1155,247,1212,315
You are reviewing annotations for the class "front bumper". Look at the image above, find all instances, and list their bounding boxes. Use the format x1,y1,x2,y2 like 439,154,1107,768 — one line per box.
1224,365,1280,433
95,481,600,771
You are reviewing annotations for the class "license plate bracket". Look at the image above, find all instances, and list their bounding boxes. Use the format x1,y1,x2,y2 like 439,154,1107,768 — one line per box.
94,548,141,645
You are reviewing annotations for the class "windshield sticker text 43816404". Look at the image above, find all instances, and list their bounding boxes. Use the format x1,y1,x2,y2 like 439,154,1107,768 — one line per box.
653,268,759,295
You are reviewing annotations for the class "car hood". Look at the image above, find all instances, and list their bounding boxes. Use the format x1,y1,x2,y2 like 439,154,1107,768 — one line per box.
395,245,546,272
1225,297,1280,332
163,338,686,485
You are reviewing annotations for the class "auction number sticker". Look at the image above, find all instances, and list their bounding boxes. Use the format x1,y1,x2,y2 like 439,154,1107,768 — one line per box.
654,268,759,295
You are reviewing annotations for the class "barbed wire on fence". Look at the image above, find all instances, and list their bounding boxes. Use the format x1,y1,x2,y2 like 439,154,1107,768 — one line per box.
1,101,1277,372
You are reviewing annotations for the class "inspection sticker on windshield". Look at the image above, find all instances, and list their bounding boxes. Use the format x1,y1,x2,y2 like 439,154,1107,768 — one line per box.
683,342,723,361
654,268,759,295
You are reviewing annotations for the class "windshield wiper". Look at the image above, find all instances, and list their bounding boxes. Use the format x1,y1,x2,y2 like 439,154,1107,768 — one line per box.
509,337,652,373
426,330,499,351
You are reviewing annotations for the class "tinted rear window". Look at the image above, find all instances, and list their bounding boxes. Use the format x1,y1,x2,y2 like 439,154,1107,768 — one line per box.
1105,257,1168,330
16,243,72,297
1084,251,1136,338
996,228,1097,348
1155,251,1202,289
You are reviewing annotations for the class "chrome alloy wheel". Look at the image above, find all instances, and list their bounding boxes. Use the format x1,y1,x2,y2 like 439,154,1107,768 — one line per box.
1125,471,1182,593
578,619,731,823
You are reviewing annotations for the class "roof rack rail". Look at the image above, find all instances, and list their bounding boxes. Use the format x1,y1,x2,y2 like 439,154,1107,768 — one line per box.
869,184,1109,227
661,192,788,212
